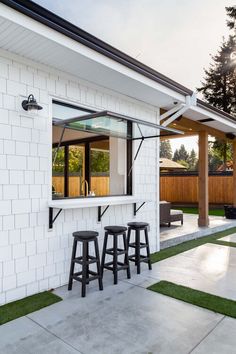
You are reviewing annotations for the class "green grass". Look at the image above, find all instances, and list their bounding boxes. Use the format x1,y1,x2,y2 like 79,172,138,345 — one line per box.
150,227,236,263
148,280,236,318
175,207,224,217
212,240,236,248
0,291,62,325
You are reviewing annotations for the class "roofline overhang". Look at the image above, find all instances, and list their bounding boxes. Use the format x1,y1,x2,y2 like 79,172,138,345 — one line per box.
1,0,236,126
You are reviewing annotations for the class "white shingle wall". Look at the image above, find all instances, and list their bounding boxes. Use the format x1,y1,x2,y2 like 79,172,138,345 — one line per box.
0,49,160,305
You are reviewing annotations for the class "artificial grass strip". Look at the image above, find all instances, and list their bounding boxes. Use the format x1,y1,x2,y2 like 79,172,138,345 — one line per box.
175,207,224,217
0,291,62,325
211,240,236,248
150,227,236,263
148,280,236,318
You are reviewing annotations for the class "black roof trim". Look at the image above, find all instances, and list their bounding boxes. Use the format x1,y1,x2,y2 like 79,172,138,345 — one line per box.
2,0,236,124
197,99,236,122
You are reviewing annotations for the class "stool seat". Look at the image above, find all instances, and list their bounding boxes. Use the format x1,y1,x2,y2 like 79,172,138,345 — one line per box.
104,225,127,233
127,222,149,229
73,231,99,240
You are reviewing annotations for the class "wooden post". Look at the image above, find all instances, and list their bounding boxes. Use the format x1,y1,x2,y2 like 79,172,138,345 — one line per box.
198,131,209,227
233,141,236,207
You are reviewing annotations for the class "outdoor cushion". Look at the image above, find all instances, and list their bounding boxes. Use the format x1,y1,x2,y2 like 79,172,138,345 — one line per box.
170,210,183,215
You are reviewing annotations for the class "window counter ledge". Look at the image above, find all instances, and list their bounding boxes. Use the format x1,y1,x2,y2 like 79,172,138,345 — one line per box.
48,196,148,229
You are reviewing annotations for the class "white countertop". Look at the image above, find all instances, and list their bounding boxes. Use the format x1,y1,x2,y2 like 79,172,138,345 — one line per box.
48,196,147,210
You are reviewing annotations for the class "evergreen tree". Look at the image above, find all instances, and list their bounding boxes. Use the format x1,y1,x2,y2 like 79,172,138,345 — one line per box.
178,144,189,161
188,149,198,171
226,6,236,29
198,8,236,169
173,149,180,162
160,140,172,159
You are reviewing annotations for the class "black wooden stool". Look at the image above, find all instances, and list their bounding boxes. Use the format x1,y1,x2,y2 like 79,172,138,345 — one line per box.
68,231,103,297
127,222,152,274
101,226,130,284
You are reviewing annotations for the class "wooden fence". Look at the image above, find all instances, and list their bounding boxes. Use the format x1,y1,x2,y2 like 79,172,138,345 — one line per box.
52,176,109,197
160,174,233,204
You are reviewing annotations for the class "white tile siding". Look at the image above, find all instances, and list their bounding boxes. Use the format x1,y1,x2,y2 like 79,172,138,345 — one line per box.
0,49,160,305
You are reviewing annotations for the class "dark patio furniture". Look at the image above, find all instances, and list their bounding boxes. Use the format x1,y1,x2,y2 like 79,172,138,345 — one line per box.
68,231,103,297
127,222,152,274
160,201,183,226
101,226,130,284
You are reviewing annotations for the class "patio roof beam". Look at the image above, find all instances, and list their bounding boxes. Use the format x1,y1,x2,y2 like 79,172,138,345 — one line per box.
233,141,236,207
198,131,209,227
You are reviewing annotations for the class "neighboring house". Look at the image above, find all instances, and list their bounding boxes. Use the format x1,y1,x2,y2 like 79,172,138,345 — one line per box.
217,161,233,171
1,0,236,304
160,158,186,172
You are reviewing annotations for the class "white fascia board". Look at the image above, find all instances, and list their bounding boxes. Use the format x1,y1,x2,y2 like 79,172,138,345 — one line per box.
0,3,185,104
190,105,236,131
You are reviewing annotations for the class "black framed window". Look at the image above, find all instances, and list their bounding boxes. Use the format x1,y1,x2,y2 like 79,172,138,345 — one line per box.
52,101,132,199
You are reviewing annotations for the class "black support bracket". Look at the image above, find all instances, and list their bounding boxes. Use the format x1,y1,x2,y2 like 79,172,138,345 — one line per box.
98,205,109,222
133,202,146,216
49,207,63,229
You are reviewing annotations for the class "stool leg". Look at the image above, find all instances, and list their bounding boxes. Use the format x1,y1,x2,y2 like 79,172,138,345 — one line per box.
68,238,77,291
113,235,118,284
81,241,88,297
94,238,103,291
101,232,108,276
86,242,89,284
123,232,131,279
127,227,131,248
145,228,152,270
136,229,141,274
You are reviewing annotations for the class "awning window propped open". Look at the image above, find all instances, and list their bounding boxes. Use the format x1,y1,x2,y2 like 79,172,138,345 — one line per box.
52,110,183,173
53,110,183,141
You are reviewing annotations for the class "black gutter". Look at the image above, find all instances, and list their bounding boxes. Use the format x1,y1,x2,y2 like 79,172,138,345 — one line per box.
197,99,236,122
2,0,236,124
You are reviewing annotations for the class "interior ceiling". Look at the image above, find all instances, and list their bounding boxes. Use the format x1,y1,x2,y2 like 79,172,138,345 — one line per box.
53,126,98,144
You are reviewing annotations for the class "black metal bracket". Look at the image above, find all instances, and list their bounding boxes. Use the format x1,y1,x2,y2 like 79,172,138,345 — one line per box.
49,207,62,229
133,202,146,216
98,205,109,222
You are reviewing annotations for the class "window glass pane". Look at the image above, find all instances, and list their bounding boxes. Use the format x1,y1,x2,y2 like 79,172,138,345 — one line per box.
90,140,110,196
68,145,85,197
67,116,129,139
52,147,65,198
52,102,91,120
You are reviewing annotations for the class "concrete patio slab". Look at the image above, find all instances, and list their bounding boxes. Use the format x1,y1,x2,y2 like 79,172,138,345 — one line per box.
142,243,236,300
1,242,236,354
219,233,236,243
192,317,236,354
28,281,223,354
160,213,236,249
0,316,81,354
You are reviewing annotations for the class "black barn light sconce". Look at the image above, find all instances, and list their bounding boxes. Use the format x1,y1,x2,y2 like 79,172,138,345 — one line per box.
22,94,42,112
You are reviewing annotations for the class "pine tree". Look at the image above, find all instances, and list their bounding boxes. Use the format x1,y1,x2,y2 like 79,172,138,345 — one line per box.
188,149,197,171
178,144,189,161
173,149,180,162
226,6,236,29
160,140,172,159
198,36,236,114
198,8,236,168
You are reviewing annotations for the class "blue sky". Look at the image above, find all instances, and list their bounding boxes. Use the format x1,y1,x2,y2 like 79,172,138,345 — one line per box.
35,0,235,153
